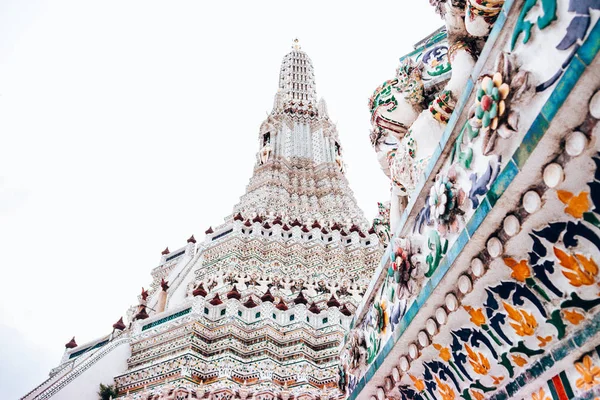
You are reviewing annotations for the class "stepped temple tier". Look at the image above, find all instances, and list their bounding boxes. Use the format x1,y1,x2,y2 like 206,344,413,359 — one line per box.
22,40,383,400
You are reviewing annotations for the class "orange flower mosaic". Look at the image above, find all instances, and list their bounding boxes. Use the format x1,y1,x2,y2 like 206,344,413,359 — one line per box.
563,309,585,325
504,257,531,282
532,387,550,400
463,305,486,326
503,301,537,336
557,190,590,218
575,355,600,390
554,247,598,287
537,335,552,347
512,354,528,367
409,374,425,392
433,343,452,362
435,376,456,400
465,344,490,375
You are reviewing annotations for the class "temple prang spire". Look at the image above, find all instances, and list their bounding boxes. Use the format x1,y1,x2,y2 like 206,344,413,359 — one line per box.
26,42,382,400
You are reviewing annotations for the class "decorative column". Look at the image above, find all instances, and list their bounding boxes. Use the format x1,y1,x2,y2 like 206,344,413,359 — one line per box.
157,278,169,313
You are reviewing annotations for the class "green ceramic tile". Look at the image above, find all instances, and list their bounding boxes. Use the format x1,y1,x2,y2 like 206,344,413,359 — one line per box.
551,338,576,361
577,20,600,65
540,354,555,370
541,55,587,122
488,159,519,206
491,390,508,400
560,371,574,398
574,323,596,348
444,230,468,269
416,281,433,306
466,197,491,237
512,114,550,169
506,380,520,397
424,143,443,179
528,361,545,378
547,379,560,400
502,0,515,13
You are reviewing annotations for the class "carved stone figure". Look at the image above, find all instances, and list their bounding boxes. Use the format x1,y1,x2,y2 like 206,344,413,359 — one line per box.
369,3,479,232
341,329,367,374
371,201,391,246
259,142,272,165
391,237,425,300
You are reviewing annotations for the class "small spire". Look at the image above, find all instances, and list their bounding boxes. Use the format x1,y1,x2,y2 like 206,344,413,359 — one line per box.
243,296,258,308
276,299,288,311
293,291,308,305
112,317,126,331
160,278,169,292
141,287,149,301
261,288,275,303
227,285,241,300
193,283,207,297
161,247,170,255
327,295,341,308
65,336,77,349
187,235,197,243
340,303,352,316
308,302,321,314
210,293,223,306
292,38,301,50
134,306,149,320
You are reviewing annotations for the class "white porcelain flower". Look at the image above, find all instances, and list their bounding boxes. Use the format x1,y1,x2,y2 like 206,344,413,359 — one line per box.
429,177,448,219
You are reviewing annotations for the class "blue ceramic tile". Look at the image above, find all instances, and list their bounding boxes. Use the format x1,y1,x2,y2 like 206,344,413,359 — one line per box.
528,361,545,378
395,210,409,237
502,0,515,14
430,257,447,288
445,230,468,268
384,336,394,353
577,20,600,65
404,301,420,325
424,143,443,179
551,338,576,361
416,281,433,307
491,389,508,400
539,354,555,370
512,114,550,169
541,55,587,122
487,159,519,207
574,322,596,348
365,365,374,382
506,380,520,398
354,378,365,399
490,11,507,39
395,316,408,339
456,79,474,113
466,197,491,237
591,310,600,332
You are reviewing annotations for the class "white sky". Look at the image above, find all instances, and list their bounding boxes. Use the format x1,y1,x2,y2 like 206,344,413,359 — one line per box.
0,1,441,397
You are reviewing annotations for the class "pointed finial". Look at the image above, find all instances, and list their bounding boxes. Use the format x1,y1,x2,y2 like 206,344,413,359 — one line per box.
292,38,301,50
65,336,77,349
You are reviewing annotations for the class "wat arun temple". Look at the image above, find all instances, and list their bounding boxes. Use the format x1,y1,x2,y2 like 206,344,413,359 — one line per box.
22,1,600,399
